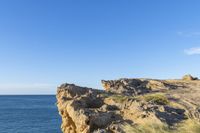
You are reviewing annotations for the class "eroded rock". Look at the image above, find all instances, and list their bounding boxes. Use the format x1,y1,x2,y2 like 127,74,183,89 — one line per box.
57,76,200,133
101,79,176,96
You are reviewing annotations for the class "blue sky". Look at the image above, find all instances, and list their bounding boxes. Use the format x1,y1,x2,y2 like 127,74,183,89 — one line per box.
0,0,200,94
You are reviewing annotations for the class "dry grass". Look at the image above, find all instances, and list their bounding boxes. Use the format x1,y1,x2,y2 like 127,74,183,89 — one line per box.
176,119,200,133
124,123,170,133
123,119,200,133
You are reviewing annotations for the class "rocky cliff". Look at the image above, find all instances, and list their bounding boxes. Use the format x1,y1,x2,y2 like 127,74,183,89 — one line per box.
56,75,200,133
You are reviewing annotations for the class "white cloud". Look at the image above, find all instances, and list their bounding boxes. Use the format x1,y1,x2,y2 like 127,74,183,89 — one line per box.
184,47,200,55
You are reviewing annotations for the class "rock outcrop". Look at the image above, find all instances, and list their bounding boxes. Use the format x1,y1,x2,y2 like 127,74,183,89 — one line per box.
57,75,200,133
101,79,176,95
182,74,198,81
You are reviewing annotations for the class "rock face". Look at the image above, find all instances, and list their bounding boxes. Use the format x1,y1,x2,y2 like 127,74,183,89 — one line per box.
57,75,200,133
101,79,175,95
57,84,104,133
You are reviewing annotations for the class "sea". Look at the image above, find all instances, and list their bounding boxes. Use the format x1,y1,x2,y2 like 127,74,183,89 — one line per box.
0,95,62,133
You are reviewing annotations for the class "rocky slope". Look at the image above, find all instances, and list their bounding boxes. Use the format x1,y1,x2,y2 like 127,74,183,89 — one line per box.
56,75,200,133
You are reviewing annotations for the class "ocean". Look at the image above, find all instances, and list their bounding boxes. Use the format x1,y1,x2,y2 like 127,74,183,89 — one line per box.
0,95,62,133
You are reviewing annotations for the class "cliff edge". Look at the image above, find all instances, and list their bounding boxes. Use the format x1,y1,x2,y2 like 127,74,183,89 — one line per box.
56,75,200,133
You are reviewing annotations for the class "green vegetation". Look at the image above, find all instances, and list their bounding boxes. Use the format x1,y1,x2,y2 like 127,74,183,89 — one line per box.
100,92,112,98
107,93,169,105
109,94,129,103
143,93,169,105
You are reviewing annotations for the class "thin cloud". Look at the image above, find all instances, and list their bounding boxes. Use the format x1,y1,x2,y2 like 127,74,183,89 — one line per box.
0,83,58,94
177,31,200,37
0,83,57,90
184,47,200,55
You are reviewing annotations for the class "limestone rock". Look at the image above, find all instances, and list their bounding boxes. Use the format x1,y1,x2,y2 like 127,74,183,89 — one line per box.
101,79,174,96
57,84,123,133
101,79,150,96
57,76,200,133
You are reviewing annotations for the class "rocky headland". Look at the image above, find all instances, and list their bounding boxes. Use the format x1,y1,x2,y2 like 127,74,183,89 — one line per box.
56,75,200,133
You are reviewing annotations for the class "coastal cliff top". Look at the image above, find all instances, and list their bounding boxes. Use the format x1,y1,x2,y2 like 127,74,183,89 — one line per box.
56,75,200,133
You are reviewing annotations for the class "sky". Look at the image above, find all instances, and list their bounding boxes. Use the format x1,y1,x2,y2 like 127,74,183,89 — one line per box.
0,0,200,94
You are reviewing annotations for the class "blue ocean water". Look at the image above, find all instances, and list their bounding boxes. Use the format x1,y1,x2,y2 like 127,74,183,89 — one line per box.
0,95,62,133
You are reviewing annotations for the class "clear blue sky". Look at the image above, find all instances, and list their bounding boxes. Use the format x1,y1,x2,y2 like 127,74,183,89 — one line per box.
0,0,200,94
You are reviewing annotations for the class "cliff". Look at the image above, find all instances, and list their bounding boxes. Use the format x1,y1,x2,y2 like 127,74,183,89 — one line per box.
56,75,200,133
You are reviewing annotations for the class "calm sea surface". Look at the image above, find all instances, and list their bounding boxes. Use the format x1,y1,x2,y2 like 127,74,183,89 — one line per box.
0,95,62,133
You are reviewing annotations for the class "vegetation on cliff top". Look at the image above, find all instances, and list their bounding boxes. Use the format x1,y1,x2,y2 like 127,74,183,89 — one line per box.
57,75,200,133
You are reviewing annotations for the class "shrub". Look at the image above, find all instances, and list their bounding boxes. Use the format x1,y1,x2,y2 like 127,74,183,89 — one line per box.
110,94,129,103
143,93,169,105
